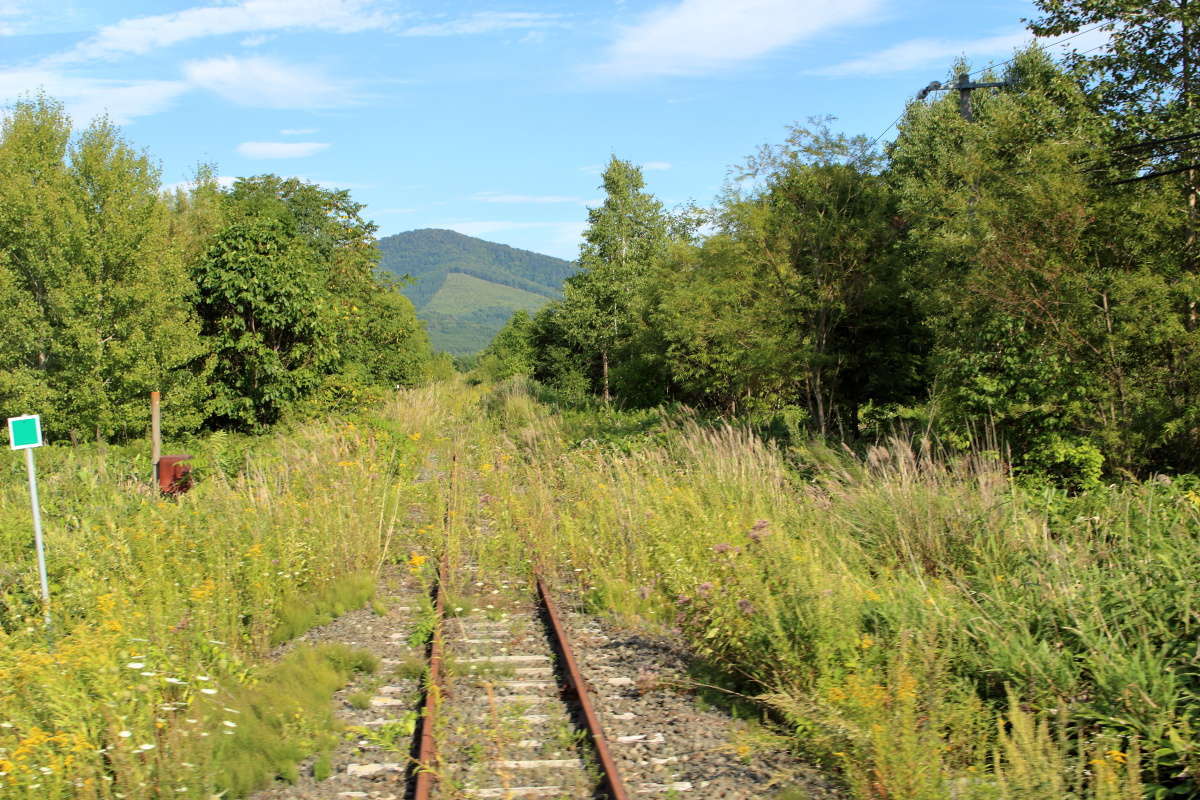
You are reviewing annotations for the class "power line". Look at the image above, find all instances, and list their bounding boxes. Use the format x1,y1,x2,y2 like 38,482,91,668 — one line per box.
867,22,1111,151
1108,161,1200,185
965,21,1110,80
1112,130,1200,153
866,111,906,152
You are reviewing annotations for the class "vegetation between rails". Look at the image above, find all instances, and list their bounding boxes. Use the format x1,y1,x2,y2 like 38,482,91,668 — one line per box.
429,379,1200,799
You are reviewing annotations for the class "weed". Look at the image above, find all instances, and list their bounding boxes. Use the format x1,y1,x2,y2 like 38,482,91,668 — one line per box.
271,573,377,645
346,690,372,710
312,751,333,781
0,397,437,798
391,653,428,681
347,713,419,751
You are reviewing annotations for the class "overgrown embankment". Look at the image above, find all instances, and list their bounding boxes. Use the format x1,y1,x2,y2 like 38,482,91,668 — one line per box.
0,390,463,798
443,379,1198,800
4,380,1196,799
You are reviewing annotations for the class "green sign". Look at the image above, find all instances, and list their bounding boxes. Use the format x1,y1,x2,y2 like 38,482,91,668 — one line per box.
8,415,43,450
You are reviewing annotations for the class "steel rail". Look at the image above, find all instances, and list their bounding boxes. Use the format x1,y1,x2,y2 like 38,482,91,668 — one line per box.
412,557,446,800
536,574,631,800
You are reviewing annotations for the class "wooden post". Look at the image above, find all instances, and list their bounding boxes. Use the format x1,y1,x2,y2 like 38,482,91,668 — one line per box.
150,391,161,489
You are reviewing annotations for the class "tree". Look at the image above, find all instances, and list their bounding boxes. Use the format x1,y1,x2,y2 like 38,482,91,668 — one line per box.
730,119,906,436
0,97,208,441
338,275,430,388
560,157,668,403
650,236,793,414
192,217,332,430
192,175,431,429
888,47,1200,476
478,310,535,381
1030,0,1200,261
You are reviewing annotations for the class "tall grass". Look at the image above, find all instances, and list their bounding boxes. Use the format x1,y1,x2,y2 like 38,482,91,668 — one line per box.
429,379,1198,799
0,396,445,798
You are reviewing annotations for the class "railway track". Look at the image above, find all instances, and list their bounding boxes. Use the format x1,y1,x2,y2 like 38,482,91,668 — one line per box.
410,562,631,800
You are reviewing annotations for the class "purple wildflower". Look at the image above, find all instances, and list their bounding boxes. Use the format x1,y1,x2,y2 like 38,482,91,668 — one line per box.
737,598,756,615
747,519,770,543
697,582,714,597
713,543,734,554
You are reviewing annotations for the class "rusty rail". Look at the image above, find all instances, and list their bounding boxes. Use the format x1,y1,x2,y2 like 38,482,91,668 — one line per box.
412,557,445,800
537,574,631,800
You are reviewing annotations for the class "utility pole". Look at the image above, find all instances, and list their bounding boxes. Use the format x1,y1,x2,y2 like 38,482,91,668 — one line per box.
916,72,1010,121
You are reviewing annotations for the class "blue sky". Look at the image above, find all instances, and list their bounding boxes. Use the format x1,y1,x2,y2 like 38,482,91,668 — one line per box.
0,0,1108,259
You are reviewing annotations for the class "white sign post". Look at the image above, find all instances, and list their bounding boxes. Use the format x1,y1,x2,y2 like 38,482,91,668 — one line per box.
8,415,49,624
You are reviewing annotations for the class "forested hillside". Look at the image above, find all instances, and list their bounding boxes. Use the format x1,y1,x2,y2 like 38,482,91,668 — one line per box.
377,228,576,354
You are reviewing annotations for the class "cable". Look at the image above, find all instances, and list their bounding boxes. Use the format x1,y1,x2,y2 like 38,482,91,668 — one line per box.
866,111,906,152
1108,161,1200,185
1111,130,1200,153
965,21,1110,80
867,22,1110,151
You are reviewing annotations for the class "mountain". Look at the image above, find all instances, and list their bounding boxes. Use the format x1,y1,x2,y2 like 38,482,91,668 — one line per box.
376,228,577,355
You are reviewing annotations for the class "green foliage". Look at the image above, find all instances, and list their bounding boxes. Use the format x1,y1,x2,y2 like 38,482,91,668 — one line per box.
0,97,209,441
0,97,433,442
339,278,430,389
559,156,669,402
649,235,794,413
193,216,333,430
377,227,575,306
423,271,551,316
0,398,437,798
446,381,1167,797
191,175,432,430
209,643,376,796
477,310,536,381
270,573,377,646
420,272,552,356
522,46,1200,482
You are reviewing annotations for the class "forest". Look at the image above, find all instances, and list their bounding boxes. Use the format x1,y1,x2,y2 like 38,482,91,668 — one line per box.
0,96,436,442
482,7,1200,487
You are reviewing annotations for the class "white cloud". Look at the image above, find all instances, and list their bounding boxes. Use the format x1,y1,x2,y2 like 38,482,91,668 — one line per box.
0,68,188,124
815,31,1029,77
56,0,393,63
236,141,330,158
402,12,564,37
240,34,273,47
0,1,25,35
474,192,587,205
643,161,671,171
815,26,1112,78
184,56,352,108
592,0,880,79
280,127,318,135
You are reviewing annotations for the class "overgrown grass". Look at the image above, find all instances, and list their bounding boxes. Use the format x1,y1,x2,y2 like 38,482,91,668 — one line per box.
0,390,458,798
5,378,1192,798
420,378,1200,799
